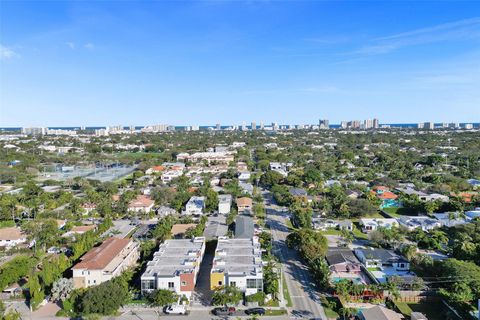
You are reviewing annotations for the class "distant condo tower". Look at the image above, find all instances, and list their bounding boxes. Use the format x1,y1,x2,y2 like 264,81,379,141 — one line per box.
318,119,329,129
251,122,256,130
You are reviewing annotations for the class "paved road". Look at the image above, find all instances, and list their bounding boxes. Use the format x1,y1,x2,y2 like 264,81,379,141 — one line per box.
263,191,327,320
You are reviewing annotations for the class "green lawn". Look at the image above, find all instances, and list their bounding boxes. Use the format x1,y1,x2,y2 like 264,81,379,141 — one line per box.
320,229,342,236
265,309,288,316
352,225,368,240
282,276,293,307
394,300,445,320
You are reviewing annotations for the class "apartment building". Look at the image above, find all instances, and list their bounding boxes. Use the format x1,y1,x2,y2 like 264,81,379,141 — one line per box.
210,237,263,296
141,237,206,298
72,237,139,288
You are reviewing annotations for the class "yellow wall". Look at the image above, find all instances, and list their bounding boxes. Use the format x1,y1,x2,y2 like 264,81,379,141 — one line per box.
210,272,224,290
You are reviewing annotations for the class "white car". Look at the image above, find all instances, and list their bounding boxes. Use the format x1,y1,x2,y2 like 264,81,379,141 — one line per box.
163,305,188,315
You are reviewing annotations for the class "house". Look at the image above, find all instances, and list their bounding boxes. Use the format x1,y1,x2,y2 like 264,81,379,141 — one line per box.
156,206,177,217
141,237,206,298
269,162,292,177
312,219,353,231
397,216,442,231
238,172,251,181
289,187,308,197
359,218,398,233
56,219,67,229
218,194,232,214
184,196,205,216
234,215,254,239
72,237,139,288
432,212,467,227
146,165,165,175
239,181,254,195
236,162,248,172
359,306,404,320
346,190,361,199
370,186,399,208
210,237,263,296
81,203,97,215
355,248,410,271
128,195,155,213
326,248,362,274
0,227,27,249
236,197,253,213
161,170,183,183
465,208,480,221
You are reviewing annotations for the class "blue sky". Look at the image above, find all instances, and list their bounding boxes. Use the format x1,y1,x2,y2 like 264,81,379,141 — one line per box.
1,1,479,126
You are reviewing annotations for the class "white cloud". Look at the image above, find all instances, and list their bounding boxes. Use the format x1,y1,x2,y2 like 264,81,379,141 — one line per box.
84,43,95,50
355,17,480,55
0,45,18,60
65,42,76,49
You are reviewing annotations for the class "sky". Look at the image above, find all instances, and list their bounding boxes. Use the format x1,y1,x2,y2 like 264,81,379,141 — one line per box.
0,1,479,127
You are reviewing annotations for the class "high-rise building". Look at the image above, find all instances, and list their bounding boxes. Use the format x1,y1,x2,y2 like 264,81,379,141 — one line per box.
319,119,329,129
251,122,256,130
417,123,424,129
260,122,264,130
425,122,435,130
216,123,221,130
272,122,279,131
22,127,46,135
340,121,348,129
364,119,374,129
465,123,473,130
373,118,380,129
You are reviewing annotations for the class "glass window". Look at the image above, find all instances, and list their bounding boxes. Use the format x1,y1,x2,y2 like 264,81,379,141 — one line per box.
168,282,175,289
181,281,187,286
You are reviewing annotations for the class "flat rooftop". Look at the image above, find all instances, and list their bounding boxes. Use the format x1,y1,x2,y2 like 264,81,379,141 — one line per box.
141,237,205,278
212,237,263,276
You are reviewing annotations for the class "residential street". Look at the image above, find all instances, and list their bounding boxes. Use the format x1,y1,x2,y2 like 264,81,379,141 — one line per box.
263,191,327,320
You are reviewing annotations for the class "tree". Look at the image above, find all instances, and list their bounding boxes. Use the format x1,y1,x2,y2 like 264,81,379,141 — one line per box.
260,171,283,187
148,289,178,307
28,272,45,311
212,285,242,306
151,187,175,206
263,261,279,300
79,276,130,315
205,189,218,213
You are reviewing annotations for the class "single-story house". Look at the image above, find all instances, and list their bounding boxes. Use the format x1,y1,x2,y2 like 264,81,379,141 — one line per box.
0,227,27,249
128,195,155,213
236,197,253,213
355,248,409,271
397,216,441,231
359,218,398,233
359,306,404,320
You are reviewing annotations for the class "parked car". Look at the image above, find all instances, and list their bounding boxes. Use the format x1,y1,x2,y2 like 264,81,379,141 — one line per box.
245,307,266,315
163,305,187,315
212,306,236,316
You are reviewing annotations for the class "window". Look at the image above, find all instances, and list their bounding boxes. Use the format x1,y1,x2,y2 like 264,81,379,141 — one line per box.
218,281,223,286
141,280,155,290
93,280,96,284
168,282,175,289
181,281,187,286
230,281,236,287
247,279,263,290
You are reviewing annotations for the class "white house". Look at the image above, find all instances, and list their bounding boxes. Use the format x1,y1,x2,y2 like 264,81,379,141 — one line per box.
0,227,27,249
218,194,232,214
184,196,205,216
359,218,398,233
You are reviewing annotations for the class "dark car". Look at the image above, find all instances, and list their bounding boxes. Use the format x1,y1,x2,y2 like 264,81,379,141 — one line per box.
212,306,236,316
245,307,266,316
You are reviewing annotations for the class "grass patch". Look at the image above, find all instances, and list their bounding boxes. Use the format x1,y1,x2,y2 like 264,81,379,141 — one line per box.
352,224,368,240
367,267,381,272
393,301,412,316
324,307,340,319
263,299,280,307
285,218,295,231
320,229,342,236
265,309,287,316
407,301,446,320
282,276,293,307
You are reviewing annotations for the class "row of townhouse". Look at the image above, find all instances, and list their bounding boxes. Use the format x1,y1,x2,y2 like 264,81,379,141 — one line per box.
141,237,206,298
210,237,263,296
176,151,235,164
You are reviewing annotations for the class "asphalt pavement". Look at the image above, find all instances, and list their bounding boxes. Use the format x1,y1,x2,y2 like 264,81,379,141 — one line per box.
263,191,328,320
